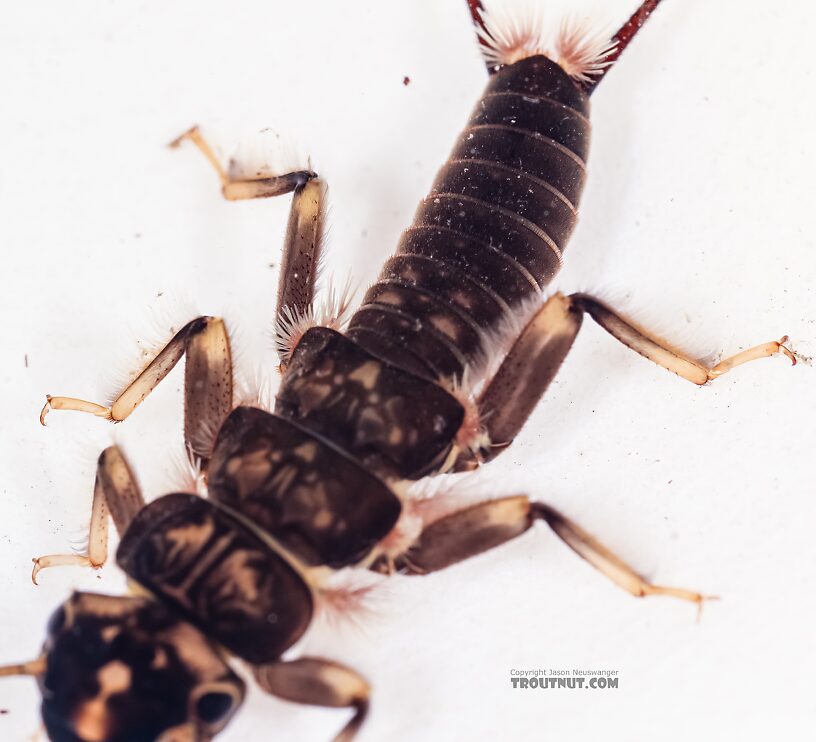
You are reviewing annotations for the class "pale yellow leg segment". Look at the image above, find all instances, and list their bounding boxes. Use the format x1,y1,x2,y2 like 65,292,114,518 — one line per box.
31,446,144,584
170,125,315,200
0,656,47,678
40,317,232,461
398,496,711,614
572,293,795,385
31,476,108,584
39,396,109,425
708,337,796,378
253,658,370,742
39,319,196,426
531,503,714,617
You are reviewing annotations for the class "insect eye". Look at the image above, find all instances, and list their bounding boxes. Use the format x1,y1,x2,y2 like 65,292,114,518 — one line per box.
194,690,236,725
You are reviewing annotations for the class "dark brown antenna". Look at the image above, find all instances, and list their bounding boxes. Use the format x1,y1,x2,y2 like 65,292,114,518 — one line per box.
584,0,665,95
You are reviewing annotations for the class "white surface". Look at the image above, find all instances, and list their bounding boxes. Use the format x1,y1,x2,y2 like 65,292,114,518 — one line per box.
1,1,815,740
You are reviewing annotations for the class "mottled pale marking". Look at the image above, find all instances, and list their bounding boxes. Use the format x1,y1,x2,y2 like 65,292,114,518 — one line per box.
294,380,333,412
158,531,236,611
348,361,381,391
100,625,120,642
375,289,405,306
267,463,299,497
312,356,335,378
296,480,330,511
153,519,217,580
227,447,272,498
429,314,460,340
358,407,385,432
314,509,333,529
294,441,318,463
166,621,234,679
151,646,169,669
451,289,475,310
206,548,269,617
381,398,419,446
72,660,132,742
388,427,404,446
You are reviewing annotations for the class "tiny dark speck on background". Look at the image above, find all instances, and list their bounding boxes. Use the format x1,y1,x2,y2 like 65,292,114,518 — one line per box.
24,354,28,368
403,76,411,86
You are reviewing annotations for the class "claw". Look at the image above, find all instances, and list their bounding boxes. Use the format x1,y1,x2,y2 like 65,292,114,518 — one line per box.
31,558,42,586
31,554,94,585
168,125,200,149
778,335,797,366
39,395,52,426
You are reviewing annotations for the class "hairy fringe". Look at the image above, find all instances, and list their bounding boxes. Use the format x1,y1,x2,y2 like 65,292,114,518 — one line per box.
476,1,616,83
233,362,278,413
227,127,311,181
555,17,616,84
313,569,389,631
164,447,208,496
273,275,356,363
101,293,199,406
443,367,491,456
378,471,495,561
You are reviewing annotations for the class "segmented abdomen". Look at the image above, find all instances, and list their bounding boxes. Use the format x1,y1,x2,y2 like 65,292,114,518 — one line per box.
348,55,590,381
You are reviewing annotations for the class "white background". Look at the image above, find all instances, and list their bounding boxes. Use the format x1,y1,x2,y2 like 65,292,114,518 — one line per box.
1,1,815,740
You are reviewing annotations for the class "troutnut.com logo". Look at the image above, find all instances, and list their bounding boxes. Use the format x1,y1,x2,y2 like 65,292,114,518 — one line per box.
510,669,619,689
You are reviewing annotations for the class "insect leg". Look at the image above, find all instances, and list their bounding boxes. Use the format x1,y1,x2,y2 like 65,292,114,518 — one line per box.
396,495,710,610
274,175,329,368
169,125,315,200
456,292,794,469
40,316,233,461
253,658,370,742
31,446,143,584
170,125,329,366
570,293,796,385
457,293,582,468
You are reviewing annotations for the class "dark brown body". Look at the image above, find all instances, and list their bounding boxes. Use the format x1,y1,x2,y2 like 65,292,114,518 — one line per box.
350,55,588,381
20,4,790,739
20,4,787,740
118,55,592,671
275,55,591,486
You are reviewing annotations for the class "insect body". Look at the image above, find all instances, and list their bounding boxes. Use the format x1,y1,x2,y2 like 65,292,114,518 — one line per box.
1,1,797,740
